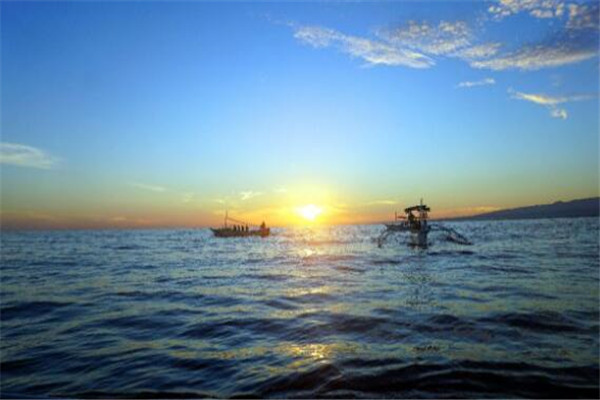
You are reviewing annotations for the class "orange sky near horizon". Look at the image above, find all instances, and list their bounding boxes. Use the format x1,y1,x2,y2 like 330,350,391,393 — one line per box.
1,192,595,230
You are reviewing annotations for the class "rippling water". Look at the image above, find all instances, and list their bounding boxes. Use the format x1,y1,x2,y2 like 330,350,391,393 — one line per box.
1,218,599,398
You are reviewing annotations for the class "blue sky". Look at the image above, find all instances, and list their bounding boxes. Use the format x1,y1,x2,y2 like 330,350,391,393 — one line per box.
1,1,598,228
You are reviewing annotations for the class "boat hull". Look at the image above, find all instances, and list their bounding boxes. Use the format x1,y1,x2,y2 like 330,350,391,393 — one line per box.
385,223,410,232
384,223,430,248
211,228,270,238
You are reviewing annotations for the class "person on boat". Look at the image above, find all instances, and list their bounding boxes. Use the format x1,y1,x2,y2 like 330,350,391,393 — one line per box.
408,212,420,229
260,221,266,230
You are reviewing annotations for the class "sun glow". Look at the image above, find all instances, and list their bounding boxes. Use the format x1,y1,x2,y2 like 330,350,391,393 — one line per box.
297,204,323,222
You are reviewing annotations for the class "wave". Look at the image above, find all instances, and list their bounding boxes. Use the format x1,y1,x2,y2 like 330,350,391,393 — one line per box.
1,221,598,399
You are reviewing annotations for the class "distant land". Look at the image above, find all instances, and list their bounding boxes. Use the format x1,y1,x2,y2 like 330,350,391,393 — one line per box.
450,197,599,221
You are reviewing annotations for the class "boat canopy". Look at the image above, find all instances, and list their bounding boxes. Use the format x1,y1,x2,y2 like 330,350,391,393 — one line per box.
404,205,430,213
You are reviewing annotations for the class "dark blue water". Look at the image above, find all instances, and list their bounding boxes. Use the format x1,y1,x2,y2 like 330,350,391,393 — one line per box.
1,218,598,398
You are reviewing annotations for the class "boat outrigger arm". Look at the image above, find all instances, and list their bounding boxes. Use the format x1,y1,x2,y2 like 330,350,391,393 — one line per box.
377,199,472,248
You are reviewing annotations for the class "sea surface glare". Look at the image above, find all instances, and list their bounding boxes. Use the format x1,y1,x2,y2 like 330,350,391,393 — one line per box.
1,218,599,398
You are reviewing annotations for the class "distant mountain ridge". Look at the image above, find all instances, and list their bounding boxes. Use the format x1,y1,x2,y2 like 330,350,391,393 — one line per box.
453,197,599,221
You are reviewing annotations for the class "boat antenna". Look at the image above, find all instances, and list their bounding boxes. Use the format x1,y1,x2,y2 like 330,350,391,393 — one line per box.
225,210,228,228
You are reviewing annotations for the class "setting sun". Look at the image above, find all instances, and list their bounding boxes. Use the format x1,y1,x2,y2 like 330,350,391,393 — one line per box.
297,204,323,222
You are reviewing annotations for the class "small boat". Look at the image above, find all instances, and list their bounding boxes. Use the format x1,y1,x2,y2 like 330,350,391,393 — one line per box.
378,199,472,248
384,200,431,247
211,212,270,238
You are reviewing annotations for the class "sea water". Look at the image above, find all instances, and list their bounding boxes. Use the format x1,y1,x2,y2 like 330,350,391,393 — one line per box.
1,218,598,398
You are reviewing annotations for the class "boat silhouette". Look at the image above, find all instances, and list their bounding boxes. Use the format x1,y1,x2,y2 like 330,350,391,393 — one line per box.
211,212,270,238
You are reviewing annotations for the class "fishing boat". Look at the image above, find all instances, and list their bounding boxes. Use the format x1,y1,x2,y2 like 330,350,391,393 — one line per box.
211,212,270,238
384,200,431,247
378,199,471,248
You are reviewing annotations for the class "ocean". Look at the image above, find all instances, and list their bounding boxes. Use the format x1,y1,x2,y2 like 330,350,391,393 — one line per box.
1,218,598,398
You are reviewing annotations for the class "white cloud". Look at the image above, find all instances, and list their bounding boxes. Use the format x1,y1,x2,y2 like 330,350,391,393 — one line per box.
130,182,166,192
291,9,597,73
294,26,342,48
0,142,58,169
567,2,600,30
511,91,565,105
240,190,262,201
550,108,568,119
294,25,434,68
453,42,502,60
381,20,471,56
382,21,501,63
456,77,496,88
470,43,597,70
488,0,599,31
380,20,508,67
488,0,566,20
511,90,594,105
295,21,505,70
510,89,596,119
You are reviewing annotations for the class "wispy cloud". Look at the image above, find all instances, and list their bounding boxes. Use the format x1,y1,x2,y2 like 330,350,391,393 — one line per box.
483,1,598,71
488,0,566,20
0,142,59,169
294,25,434,68
510,89,596,119
366,199,398,206
487,0,600,31
240,190,263,201
456,77,496,88
380,20,503,64
511,91,594,105
550,108,568,119
380,20,471,56
293,20,506,71
290,1,598,73
470,42,597,71
566,2,600,30
453,43,503,61
130,182,167,192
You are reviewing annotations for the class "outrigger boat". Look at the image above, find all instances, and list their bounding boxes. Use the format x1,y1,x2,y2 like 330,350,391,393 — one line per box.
383,199,431,247
378,199,471,248
211,212,270,238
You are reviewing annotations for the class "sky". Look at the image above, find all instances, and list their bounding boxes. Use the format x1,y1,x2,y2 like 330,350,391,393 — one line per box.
1,0,599,229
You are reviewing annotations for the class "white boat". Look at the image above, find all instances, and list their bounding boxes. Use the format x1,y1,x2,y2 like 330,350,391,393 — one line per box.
378,199,471,248
384,199,431,247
